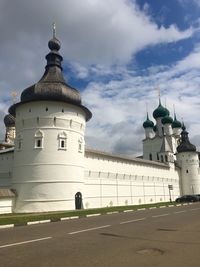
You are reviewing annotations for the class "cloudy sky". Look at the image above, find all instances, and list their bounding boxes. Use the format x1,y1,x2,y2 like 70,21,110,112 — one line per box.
1,0,200,156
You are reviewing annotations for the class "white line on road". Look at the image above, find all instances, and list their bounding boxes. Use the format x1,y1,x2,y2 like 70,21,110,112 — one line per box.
68,225,111,235
190,208,200,211
152,213,170,218
0,237,52,249
120,218,146,225
174,210,186,214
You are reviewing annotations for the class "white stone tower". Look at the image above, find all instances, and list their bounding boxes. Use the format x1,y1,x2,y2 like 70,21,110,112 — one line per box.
9,31,92,212
176,125,200,195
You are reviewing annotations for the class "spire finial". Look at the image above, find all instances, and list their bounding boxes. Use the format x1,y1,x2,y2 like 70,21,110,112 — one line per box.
156,86,161,104
173,104,176,118
145,103,149,119
52,22,56,38
11,90,17,104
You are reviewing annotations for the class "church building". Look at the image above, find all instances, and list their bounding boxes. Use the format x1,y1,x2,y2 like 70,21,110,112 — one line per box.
0,32,200,214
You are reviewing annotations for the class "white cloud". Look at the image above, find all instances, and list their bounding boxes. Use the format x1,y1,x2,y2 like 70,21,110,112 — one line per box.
0,0,198,153
82,44,200,155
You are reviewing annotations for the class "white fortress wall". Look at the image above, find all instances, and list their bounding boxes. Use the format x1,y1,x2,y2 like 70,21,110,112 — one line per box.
0,149,14,187
84,149,180,209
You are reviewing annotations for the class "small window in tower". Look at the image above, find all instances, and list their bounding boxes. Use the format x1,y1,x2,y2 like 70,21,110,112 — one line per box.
161,155,164,162
157,154,159,160
62,109,64,113
186,170,189,173
58,132,67,150
78,137,83,153
34,130,44,149
149,153,152,161
61,140,65,148
36,139,41,148
54,117,56,126
46,107,48,112
165,155,168,162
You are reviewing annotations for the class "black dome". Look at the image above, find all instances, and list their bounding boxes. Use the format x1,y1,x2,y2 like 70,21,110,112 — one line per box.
4,114,15,127
9,35,92,121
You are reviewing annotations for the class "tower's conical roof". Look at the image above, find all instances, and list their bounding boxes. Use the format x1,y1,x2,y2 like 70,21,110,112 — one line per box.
9,31,92,121
177,124,196,153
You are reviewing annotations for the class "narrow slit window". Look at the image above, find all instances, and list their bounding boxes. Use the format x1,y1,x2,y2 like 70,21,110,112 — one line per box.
78,137,83,153
61,140,65,148
37,139,41,148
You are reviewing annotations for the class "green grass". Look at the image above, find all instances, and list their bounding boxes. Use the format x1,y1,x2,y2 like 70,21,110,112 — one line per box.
0,202,175,226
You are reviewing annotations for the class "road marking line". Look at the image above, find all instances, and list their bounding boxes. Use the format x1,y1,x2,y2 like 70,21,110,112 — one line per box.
68,225,111,235
137,208,146,211
0,237,52,249
159,206,166,208
120,218,146,225
152,213,169,218
174,210,186,214
149,207,156,210
190,208,200,211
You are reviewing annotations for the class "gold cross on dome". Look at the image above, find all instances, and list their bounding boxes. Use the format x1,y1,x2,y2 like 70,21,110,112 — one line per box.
11,90,17,103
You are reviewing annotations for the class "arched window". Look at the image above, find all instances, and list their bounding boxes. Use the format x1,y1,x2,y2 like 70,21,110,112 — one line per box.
58,131,67,150
34,130,44,149
157,154,159,160
161,155,164,162
165,155,168,162
149,153,152,161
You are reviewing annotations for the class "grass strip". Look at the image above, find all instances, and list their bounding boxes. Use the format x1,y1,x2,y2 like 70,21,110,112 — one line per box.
0,202,175,226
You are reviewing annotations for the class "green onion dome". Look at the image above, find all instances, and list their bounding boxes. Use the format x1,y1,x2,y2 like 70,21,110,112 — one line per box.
153,101,169,119
143,114,154,129
161,115,173,125
172,114,182,128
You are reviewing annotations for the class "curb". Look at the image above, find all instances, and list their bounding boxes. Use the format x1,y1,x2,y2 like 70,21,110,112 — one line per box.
0,203,192,229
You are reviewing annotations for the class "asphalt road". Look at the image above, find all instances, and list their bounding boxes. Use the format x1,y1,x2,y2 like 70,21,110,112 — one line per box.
1,203,200,267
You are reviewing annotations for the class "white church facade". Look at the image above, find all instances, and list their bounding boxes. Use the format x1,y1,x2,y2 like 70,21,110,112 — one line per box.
0,33,200,214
